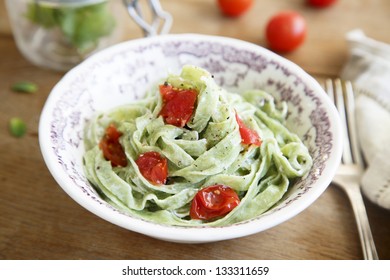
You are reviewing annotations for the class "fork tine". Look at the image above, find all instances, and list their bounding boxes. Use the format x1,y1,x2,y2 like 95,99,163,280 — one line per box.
325,79,334,103
343,81,364,168
329,79,353,164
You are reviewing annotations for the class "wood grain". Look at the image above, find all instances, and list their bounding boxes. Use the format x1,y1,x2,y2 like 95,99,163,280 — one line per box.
1,0,389,260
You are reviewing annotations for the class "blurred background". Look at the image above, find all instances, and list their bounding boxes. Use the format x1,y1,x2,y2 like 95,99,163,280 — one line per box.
1,0,389,260
2,0,390,76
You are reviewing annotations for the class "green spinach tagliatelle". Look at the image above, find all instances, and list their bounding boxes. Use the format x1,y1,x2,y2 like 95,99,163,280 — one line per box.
83,65,313,226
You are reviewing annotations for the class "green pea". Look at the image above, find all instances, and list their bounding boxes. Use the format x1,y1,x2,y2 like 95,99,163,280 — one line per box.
9,117,27,138
11,81,38,93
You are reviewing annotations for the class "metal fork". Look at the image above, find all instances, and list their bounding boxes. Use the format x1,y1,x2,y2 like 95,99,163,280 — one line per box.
324,79,379,260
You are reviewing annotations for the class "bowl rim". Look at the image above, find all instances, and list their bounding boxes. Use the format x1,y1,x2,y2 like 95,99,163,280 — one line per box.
39,33,342,243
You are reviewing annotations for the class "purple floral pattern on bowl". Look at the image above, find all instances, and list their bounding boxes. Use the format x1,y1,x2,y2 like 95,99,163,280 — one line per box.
39,34,342,242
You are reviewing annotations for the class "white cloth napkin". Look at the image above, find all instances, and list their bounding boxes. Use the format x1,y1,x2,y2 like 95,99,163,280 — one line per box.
341,29,390,210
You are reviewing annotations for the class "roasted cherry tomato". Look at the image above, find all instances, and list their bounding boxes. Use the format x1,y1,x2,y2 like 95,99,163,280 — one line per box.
217,0,253,17
135,151,168,185
99,124,127,167
159,83,197,127
190,185,240,220
235,113,261,146
265,11,306,52
307,0,337,8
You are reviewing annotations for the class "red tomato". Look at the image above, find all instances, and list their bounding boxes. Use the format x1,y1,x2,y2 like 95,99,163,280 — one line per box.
307,0,336,8
235,113,261,146
99,124,127,167
190,185,240,220
135,151,168,185
265,11,307,52
159,83,197,127
217,0,253,17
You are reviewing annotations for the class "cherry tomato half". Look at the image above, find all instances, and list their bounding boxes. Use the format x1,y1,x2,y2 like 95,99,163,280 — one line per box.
190,185,240,220
217,0,253,17
235,113,261,146
159,83,197,127
307,0,337,8
135,151,168,185
265,11,307,52
99,124,127,167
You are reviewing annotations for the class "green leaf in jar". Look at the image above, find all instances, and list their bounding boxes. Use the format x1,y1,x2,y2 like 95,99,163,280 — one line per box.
25,2,58,28
25,1,116,53
57,2,116,53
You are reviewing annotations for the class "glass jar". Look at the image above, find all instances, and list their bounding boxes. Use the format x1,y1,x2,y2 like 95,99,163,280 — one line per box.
5,0,122,71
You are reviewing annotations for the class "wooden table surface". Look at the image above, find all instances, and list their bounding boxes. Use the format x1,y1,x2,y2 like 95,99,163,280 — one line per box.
1,0,389,260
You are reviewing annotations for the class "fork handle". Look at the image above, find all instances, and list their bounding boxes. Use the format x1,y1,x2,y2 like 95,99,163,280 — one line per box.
344,185,379,260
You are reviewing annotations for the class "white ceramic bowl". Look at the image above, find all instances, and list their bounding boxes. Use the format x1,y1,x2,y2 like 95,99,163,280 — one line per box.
39,34,342,243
